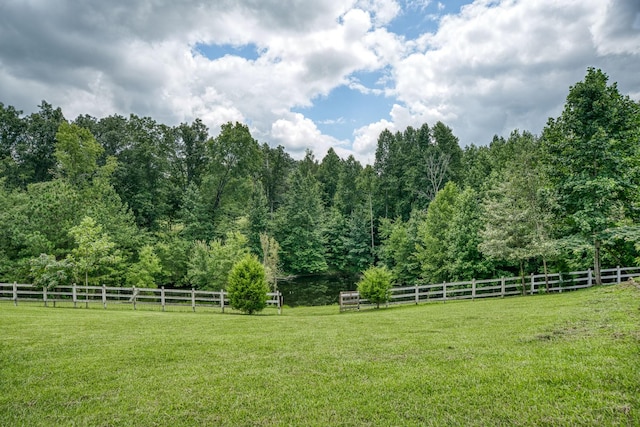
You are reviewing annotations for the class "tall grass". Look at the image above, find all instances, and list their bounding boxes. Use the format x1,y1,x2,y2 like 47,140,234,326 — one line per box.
1,284,639,426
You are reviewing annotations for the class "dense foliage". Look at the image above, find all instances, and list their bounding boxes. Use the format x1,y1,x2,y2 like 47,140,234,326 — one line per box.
357,265,392,308
1,68,639,290
226,254,269,314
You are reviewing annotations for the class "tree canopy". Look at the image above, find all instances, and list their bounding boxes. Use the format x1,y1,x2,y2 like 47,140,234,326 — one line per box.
1,68,639,293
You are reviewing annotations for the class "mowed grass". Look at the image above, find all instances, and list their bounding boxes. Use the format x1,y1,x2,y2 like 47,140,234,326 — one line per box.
1,285,639,426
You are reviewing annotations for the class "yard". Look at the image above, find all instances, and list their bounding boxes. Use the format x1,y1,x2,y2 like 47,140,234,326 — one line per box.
1,284,639,426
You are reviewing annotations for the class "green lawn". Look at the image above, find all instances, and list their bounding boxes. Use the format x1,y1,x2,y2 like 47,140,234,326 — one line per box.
1,284,639,426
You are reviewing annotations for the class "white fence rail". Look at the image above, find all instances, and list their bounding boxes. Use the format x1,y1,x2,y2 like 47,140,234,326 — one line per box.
0,283,283,314
341,266,640,311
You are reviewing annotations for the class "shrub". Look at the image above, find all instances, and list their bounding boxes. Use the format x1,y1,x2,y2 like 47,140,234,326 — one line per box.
357,266,393,308
227,254,269,314
29,253,73,289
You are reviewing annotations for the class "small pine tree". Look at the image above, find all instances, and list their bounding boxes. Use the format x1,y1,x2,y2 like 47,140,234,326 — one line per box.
227,254,269,314
357,266,393,308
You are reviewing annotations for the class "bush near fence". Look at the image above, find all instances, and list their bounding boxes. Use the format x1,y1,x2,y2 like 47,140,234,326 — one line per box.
0,283,283,314
340,266,640,312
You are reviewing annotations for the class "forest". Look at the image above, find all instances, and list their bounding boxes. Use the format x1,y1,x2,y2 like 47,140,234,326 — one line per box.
1,68,639,291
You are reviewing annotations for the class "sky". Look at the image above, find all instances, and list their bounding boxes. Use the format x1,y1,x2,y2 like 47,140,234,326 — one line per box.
1,0,639,164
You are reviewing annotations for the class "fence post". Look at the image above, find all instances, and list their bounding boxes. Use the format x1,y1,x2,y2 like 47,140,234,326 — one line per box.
587,269,593,287
102,285,107,309
415,284,419,304
501,277,505,298
278,291,282,315
530,273,535,295
617,266,621,284
43,286,47,307
559,273,563,293
443,282,446,303
220,290,225,313
161,287,165,312
132,286,137,310
191,288,196,312
85,285,89,309
472,279,476,300
73,284,77,308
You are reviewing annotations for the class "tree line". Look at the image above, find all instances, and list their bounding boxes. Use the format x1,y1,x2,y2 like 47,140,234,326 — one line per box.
1,68,639,290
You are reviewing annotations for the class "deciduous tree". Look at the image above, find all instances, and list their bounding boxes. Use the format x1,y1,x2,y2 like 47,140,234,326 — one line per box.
541,68,640,284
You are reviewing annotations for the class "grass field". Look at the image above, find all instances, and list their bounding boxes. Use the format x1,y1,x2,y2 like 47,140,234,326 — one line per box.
1,284,639,426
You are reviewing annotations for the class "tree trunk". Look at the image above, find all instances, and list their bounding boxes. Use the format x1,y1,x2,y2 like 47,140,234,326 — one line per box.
594,238,602,285
369,193,375,252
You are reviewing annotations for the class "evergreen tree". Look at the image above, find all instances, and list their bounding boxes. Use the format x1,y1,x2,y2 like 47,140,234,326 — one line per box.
317,147,342,207
227,254,269,315
274,168,327,274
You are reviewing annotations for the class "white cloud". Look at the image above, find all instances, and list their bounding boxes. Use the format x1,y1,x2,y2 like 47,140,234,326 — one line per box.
386,0,640,147
352,117,395,156
1,0,639,166
271,112,349,159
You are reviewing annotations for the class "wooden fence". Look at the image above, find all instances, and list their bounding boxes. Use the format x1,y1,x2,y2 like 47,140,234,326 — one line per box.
340,266,640,312
0,283,283,314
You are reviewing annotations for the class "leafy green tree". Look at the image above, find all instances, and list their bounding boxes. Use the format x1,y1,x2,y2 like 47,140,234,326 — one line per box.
378,214,422,285
14,101,65,188
126,245,162,288
431,121,464,184
176,118,209,187
274,168,327,274
110,115,174,229
54,122,104,186
374,129,402,219
207,122,262,217
460,144,493,193
317,147,342,206
153,229,190,287
0,103,27,190
227,254,269,314
29,253,73,289
416,182,460,283
357,164,377,254
247,181,270,256
344,207,375,274
260,144,295,214
260,233,280,292
323,205,372,274
187,231,249,290
445,188,492,281
334,155,363,215
182,122,262,240
12,180,82,258
298,148,319,178
323,208,349,271
67,216,122,287
357,265,393,308
479,131,557,287
78,114,128,162
541,68,640,284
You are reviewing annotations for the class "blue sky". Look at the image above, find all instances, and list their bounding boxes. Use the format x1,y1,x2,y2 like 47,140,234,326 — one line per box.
194,0,474,143
1,0,639,163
